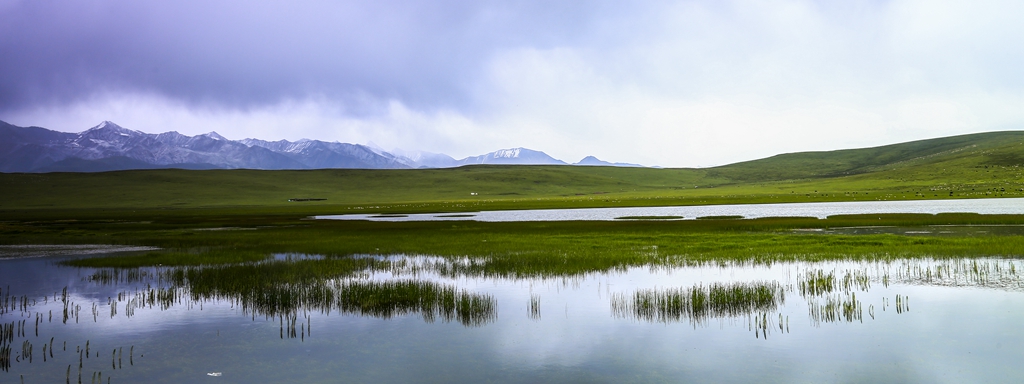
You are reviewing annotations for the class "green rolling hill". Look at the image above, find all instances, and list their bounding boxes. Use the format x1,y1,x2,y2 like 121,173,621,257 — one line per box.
706,130,1024,182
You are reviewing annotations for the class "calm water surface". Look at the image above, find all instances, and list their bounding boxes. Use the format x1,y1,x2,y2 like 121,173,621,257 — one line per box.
316,197,1024,222
2,252,1023,383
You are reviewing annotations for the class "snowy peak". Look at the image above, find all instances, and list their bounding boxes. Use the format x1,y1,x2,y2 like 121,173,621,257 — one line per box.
574,155,644,167
83,121,140,136
201,131,227,141
458,147,566,165
89,121,118,131
492,148,523,159
73,121,149,149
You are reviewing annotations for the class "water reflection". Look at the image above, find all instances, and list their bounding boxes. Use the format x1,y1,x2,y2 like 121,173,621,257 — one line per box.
2,253,1024,382
73,255,1024,332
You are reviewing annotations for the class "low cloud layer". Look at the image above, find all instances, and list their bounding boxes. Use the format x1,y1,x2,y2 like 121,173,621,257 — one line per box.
3,0,1023,166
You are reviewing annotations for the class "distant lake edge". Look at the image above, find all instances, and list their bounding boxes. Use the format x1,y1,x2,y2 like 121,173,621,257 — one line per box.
317,197,1024,222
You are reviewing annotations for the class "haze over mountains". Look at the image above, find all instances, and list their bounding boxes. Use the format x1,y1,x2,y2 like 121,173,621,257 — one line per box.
0,120,639,173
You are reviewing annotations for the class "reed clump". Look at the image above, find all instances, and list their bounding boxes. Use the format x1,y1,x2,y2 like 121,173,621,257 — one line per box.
611,281,784,324
808,293,863,324
89,258,505,327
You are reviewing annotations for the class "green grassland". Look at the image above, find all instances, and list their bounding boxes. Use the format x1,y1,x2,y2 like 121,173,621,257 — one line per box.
1,130,1022,220
3,214,1022,275
2,131,1024,271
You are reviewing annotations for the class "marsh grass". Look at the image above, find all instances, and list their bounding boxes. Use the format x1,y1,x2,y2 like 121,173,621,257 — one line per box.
808,293,864,325
17,213,1019,275
333,280,496,326
888,258,1022,289
81,253,1018,333
611,282,784,324
799,270,835,297
84,258,501,326
799,269,872,297
195,277,496,326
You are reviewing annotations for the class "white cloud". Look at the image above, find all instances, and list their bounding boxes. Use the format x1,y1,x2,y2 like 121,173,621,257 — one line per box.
5,93,505,160
457,0,1024,166
7,0,1024,167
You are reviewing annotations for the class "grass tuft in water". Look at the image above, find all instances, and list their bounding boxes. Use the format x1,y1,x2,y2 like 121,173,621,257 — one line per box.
611,281,784,324
528,294,541,320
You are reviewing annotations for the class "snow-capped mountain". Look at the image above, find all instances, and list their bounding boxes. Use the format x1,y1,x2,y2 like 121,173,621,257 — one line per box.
0,120,396,172
241,138,408,169
574,155,643,167
0,120,645,172
456,147,566,166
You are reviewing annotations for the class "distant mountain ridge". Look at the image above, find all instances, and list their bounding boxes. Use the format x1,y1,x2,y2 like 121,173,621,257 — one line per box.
0,120,642,172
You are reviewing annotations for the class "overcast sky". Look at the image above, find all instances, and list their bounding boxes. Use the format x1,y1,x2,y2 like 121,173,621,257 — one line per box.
2,0,1023,167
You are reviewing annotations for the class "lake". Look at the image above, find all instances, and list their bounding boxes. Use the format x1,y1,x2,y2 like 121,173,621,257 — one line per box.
2,251,1023,382
316,197,1024,222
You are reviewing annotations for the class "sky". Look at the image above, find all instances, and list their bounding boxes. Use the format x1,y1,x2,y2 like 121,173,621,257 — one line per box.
2,0,1023,167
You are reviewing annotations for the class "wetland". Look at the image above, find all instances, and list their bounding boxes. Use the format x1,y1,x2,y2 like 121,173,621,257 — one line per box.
2,143,1024,382
3,208,1024,382
2,251,1024,382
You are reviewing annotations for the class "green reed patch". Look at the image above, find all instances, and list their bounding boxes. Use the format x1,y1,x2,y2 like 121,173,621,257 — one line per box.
151,258,496,326
332,280,496,326
799,270,836,297
611,281,785,324
8,214,1024,277
808,293,865,324
798,269,871,297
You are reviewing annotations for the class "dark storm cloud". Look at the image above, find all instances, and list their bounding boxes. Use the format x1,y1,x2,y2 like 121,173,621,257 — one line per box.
0,0,624,114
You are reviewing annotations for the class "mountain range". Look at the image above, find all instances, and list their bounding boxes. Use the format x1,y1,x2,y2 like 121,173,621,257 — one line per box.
0,120,642,172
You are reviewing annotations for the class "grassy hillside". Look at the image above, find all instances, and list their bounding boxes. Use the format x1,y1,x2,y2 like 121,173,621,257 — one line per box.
1,130,1022,218
706,131,1024,181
